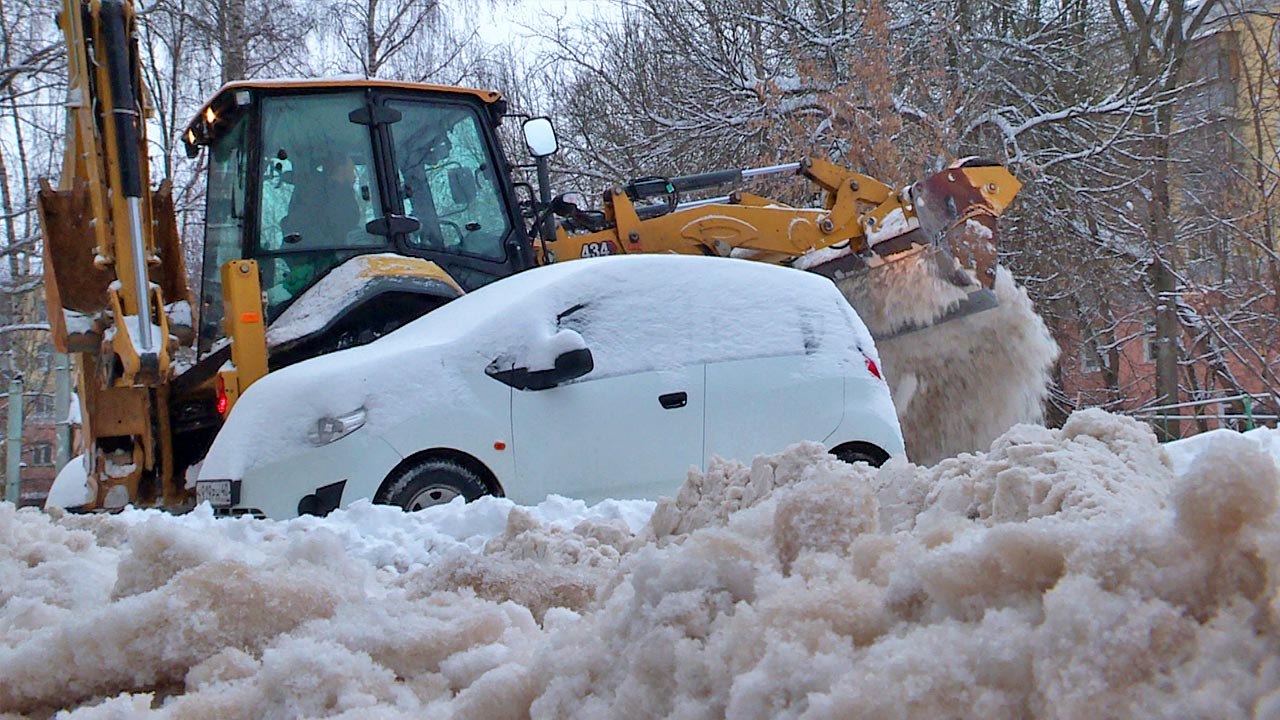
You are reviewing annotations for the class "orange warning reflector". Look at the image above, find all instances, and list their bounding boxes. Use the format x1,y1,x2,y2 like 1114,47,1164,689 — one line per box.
240,312,261,323
494,441,507,451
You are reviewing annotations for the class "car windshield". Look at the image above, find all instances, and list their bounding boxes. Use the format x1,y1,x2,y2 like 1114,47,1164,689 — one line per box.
256,92,387,318
387,100,510,261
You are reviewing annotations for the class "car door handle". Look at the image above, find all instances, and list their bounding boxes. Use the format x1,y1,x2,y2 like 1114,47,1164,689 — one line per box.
659,392,688,409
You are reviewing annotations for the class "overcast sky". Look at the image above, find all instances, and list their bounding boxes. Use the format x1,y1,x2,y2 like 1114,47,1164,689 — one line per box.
474,0,620,46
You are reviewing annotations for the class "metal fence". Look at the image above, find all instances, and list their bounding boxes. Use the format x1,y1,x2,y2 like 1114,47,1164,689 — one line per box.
1125,393,1278,433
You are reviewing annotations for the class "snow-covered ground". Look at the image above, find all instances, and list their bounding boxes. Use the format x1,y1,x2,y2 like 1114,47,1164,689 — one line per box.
3,412,1280,718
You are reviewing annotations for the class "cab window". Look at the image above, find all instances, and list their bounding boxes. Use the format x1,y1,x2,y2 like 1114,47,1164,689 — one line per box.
198,113,248,356
387,100,509,261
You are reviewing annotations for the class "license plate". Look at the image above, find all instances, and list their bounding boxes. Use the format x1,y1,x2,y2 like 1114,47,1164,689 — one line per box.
196,480,232,507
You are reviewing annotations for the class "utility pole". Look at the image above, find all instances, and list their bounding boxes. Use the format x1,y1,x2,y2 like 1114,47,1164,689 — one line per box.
5,374,23,504
54,353,71,470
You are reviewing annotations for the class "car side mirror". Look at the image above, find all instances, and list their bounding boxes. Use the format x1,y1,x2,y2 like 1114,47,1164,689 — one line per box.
522,117,559,158
486,347,594,391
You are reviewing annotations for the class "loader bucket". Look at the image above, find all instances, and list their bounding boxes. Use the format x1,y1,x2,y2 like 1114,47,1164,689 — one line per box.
907,160,1021,291
804,161,1021,339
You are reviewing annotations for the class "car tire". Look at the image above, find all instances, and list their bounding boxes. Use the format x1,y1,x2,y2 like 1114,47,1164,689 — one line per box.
375,458,489,512
832,444,890,468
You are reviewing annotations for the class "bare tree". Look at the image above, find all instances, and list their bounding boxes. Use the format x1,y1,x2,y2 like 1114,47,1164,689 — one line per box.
0,0,66,430
533,0,1277,433
328,0,458,79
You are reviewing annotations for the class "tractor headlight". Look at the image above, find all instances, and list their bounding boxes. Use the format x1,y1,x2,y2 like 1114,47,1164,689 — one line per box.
308,407,368,446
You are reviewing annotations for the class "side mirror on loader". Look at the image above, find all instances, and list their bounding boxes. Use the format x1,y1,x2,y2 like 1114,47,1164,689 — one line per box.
522,117,559,158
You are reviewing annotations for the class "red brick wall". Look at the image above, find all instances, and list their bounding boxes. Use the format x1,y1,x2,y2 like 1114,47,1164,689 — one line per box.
18,423,60,507
1055,305,1279,435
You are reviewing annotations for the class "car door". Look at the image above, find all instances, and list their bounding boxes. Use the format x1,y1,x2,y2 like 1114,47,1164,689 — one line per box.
509,367,704,504
702,301,846,465
505,294,705,505
703,354,844,465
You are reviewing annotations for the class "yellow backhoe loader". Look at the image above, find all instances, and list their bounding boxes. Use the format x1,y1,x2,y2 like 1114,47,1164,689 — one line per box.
39,0,1021,511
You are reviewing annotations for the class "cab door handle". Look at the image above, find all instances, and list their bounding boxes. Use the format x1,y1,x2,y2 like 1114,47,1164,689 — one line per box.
659,392,688,409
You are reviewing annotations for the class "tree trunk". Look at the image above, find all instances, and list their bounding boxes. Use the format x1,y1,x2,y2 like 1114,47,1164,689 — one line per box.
365,0,378,77
0,140,18,279
1149,258,1182,439
222,0,247,83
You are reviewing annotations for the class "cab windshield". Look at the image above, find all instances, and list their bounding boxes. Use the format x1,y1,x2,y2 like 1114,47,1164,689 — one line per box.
256,92,387,317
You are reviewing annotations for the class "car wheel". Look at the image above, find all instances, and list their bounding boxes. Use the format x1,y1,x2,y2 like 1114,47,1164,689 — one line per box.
375,458,488,512
832,443,890,468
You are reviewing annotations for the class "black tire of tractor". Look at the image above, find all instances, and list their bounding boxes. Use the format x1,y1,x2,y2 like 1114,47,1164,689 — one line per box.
375,458,489,512
832,444,890,468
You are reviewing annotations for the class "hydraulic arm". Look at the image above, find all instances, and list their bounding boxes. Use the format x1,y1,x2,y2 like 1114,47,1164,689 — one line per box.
544,157,1021,320
37,0,191,509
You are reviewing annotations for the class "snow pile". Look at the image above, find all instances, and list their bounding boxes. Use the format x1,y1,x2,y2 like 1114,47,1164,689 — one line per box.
5,411,1280,717
839,261,1058,464
46,455,93,509
1165,426,1280,476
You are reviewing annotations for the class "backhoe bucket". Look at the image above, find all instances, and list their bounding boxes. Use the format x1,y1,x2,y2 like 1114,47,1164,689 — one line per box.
38,180,114,354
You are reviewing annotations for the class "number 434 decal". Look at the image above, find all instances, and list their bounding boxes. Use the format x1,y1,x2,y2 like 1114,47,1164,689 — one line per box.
580,241,618,258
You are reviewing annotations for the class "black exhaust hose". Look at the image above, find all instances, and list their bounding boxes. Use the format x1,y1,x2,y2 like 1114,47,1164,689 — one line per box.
100,0,143,199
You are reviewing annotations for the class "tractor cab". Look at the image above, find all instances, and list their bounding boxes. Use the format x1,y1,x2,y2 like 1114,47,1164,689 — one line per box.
183,79,537,361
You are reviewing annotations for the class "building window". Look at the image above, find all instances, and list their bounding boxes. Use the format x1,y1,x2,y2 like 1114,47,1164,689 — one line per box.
30,443,52,466
28,394,55,417
1144,324,1159,364
1081,342,1104,373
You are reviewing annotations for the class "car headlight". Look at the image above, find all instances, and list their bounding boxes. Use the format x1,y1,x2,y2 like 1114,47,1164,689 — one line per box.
307,407,368,446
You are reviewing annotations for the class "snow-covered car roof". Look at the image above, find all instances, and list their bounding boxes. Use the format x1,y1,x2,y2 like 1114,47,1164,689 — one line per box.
360,254,877,361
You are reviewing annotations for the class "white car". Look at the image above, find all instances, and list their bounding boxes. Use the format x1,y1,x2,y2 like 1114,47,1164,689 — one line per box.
197,255,904,518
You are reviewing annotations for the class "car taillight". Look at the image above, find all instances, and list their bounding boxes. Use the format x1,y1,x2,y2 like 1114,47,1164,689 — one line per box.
216,376,229,415
864,355,882,381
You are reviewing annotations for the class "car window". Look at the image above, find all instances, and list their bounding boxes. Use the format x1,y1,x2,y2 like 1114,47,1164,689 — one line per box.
255,93,388,318
258,93,383,253
554,290,810,378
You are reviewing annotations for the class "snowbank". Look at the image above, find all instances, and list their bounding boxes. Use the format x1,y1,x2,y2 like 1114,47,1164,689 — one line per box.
4,411,1280,718
1165,426,1280,476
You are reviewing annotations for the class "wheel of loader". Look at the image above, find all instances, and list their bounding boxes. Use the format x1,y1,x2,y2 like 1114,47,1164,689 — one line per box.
831,443,890,468
375,457,488,512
